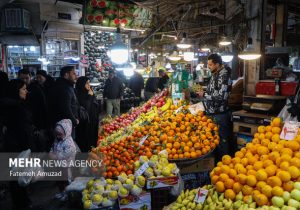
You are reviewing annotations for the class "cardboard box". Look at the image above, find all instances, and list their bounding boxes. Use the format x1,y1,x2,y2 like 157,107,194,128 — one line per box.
237,134,253,149
146,176,179,189
179,157,214,174
233,121,258,136
119,191,151,210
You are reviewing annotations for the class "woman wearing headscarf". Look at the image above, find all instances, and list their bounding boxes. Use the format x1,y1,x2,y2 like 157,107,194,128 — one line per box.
0,79,40,210
75,76,99,152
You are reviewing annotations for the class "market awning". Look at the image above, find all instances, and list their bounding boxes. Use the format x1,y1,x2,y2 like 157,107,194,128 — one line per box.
44,21,84,40
0,34,39,46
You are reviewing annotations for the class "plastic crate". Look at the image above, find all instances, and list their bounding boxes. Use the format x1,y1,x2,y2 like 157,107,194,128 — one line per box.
256,81,298,96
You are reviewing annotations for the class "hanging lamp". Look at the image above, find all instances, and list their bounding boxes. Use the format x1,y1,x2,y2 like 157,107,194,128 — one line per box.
238,38,261,60
110,27,129,64
177,32,192,49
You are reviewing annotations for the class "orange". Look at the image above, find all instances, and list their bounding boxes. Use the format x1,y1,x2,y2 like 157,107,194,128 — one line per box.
267,176,282,187
246,165,254,171
190,152,197,158
242,185,253,196
268,142,277,151
272,117,282,127
256,169,268,181
289,166,300,179
252,138,260,145
184,152,191,158
241,158,249,167
229,169,237,179
252,190,261,199
183,146,190,152
253,161,264,171
260,155,269,162
263,160,274,168
283,181,294,192
261,139,270,147
287,141,300,151
236,166,247,175
213,167,222,175
237,174,247,185
222,155,232,165
232,157,241,165
265,132,273,140
233,182,242,194
257,146,269,156
256,181,267,191
224,189,236,200
211,175,219,184
269,151,280,162
221,165,231,174
261,184,273,198
258,126,266,133
166,143,172,149
272,186,284,196
224,178,235,189
173,142,180,149
215,181,225,193
247,170,257,176
272,127,281,134
290,157,300,168
280,161,290,171
255,194,268,206
281,148,293,157
271,134,280,143
277,171,291,182
266,125,273,132
246,175,257,187
219,173,230,182
258,133,266,140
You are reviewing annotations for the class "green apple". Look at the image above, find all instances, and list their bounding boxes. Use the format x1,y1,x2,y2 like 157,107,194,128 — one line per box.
271,196,285,207
283,191,291,202
92,194,103,205
294,182,300,190
288,199,300,208
291,189,300,201
108,190,118,200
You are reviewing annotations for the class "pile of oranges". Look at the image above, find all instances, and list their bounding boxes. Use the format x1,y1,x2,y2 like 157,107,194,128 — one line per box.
210,117,300,206
137,106,220,160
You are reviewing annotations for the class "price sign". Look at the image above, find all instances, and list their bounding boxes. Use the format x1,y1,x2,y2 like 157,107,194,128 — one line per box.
280,121,300,140
135,162,149,177
139,135,149,146
194,188,209,204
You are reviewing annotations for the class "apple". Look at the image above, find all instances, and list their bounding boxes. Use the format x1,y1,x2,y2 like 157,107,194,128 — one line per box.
283,206,297,210
294,182,300,190
269,207,280,210
272,196,285,207
291,189,300,201
283,191,291,202
288,199,300,208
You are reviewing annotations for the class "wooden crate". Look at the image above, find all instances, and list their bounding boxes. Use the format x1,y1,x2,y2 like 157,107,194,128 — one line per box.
233,121,258,136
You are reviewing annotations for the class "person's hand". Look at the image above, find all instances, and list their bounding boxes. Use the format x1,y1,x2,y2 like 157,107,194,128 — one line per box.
88,89,94,96
197,90,204,97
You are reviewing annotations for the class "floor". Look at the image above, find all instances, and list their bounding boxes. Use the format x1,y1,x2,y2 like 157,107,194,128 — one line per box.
0,181,82,210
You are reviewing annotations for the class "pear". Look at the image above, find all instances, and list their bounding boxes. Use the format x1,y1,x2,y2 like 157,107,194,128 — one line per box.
182,199,189,206
236,192,243,201
196,203,203,210
212,192,218,202
185,189,190,197
188,195,195,201
233,200,243,210
206,196,212,204
249,202,256,208
181,207,186,210
190,202,196,209
203,205,209,210
224,199,233,210
177,196,182,204
208,203,216,210
219,193,224,202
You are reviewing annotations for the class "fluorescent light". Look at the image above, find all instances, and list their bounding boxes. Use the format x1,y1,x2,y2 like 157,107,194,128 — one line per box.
238,38,261,60
177,32,192,49
219,36,232,46
183,52,194,61
30,46,36,52
168,51,181,61
221,55,234,62
201,45,210,51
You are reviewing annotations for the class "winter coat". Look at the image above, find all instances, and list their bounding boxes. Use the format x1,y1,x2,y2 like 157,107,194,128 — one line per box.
103,77,124,99
49,78,80,127
145,77,159,93
0,98,37,152
129,73,144,97
50,119,77,162
158,74,169,90
75,77,99,152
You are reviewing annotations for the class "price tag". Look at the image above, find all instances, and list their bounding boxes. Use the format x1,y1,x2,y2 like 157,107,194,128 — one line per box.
139,135,149,146
280,121,300,140
194,188,209,204
135,162,149,176
175,106,183,114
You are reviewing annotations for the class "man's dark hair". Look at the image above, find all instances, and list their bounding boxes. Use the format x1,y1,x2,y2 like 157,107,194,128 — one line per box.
208,53,223,65
60,66,74,77
18,69,31,76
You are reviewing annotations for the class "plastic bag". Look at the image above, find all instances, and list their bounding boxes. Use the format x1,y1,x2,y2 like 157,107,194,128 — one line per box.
170,173,184,197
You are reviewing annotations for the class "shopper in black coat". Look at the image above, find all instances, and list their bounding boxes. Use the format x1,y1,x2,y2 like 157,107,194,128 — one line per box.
75,76,99,152
128,71,144,98
18,69,48,130
49,66,80,130
0,79,40,210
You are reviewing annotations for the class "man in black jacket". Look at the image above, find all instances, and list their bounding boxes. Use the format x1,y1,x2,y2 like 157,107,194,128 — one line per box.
49,66,80,130
103,70,124,116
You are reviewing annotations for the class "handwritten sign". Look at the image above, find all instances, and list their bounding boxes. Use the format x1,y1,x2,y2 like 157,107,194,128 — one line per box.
135,162,149,177
280,121,300,140
194,188,209,204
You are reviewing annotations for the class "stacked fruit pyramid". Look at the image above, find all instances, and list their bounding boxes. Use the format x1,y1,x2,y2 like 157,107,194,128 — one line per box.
210,117,300,209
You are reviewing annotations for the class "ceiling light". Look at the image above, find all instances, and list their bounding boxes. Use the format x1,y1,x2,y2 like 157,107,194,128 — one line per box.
219,36,232,46
110,27,128,64
168,51,181,61
221,51,234,63
200,45,210,52
165,63,171,69
238,38,261,60
177,32,191,49
183,52,194,61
